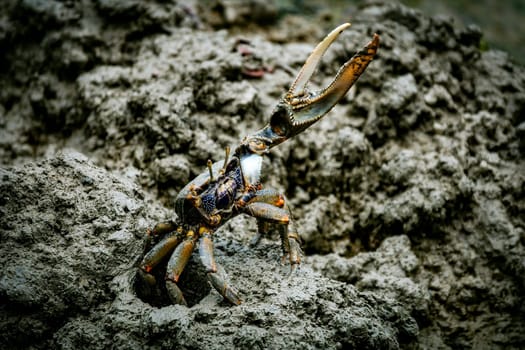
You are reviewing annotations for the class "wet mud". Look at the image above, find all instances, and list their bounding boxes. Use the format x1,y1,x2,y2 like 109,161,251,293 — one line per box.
1,0,524,349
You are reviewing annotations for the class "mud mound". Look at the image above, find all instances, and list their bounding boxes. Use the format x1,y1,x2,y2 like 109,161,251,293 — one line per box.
1,0,524,349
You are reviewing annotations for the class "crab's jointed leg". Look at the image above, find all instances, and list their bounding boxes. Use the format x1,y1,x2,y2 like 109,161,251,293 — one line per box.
166,230,197,282
138,223,182,292
165,279,187,305
207,263,242,305
164,230,198,305
243,188,286,246
240,190,301,268
245,188,286,207
148,220,179,237
244,202,290,224
140,227,183,273
199,229,217,273
198,227,242,305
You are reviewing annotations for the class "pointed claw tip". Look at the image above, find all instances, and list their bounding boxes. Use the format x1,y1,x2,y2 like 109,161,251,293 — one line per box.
289,22,354,96
362,33,380,57
372,33,380,46
337,22,351,32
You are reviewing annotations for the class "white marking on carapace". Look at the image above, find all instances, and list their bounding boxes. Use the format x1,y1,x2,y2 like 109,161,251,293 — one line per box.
240,153,263,184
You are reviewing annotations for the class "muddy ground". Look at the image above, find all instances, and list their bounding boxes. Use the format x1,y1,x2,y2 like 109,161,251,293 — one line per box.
1,0,524,349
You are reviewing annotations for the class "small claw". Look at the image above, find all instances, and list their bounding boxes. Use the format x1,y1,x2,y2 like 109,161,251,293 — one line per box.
250,24,379,148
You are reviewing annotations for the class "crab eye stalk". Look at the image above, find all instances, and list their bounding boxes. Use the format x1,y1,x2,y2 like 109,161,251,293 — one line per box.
249,23,379,149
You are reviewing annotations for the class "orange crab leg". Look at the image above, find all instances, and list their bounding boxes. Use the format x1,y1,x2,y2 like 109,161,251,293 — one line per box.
207,263,242,305
244,188,285,207
244,202,290,224
166,230,197,283
140,229,183,273
242,194,301,267
164,231,198,305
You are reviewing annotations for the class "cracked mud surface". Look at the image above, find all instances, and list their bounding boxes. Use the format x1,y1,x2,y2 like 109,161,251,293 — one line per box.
1,1,524,349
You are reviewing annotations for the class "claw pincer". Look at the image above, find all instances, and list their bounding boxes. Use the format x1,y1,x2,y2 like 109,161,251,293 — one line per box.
139,23,379,305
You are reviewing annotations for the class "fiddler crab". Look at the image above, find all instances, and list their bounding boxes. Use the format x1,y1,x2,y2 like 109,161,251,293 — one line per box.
138,23,379,305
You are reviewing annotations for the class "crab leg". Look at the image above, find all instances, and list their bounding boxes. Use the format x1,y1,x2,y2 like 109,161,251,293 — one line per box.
199,229,217,273
243,188,287,246
280,226,301,268
208,263,242,305
241,188,292,225
148,220,178,237
250,218,270,247
197,227,241,304
241,192,301,267
244,202,290,224
166,280,187,305
164,230,197,305
140,228,183,273
244,188,285,207
138,224,182,291
166,231,197,282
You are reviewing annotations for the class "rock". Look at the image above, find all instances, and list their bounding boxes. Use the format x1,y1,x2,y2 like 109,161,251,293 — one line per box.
0,152,418,349
1,0,524,349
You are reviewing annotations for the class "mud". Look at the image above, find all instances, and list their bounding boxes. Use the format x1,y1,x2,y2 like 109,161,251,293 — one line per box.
1,0,524,349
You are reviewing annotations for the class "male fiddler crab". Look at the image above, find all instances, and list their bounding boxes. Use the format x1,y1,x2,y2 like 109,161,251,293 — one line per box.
138,24,379,305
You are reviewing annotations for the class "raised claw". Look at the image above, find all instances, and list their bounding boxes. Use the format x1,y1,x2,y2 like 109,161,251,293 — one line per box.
252,23,379,147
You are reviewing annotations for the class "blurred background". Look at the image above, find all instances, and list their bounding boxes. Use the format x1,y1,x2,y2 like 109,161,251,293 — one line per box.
273,0,525,65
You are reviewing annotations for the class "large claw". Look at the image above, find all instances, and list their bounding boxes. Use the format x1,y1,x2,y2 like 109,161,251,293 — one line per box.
252,23,379,148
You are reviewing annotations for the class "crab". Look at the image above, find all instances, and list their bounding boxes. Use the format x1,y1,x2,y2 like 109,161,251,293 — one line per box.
138,23,379,305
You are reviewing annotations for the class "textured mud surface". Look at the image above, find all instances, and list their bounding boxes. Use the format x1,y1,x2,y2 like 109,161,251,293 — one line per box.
1,0,524,349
